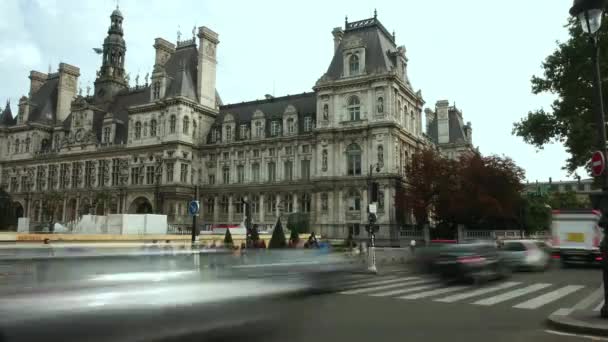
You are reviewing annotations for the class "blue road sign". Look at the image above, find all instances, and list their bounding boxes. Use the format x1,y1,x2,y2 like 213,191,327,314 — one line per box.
188,200,200,216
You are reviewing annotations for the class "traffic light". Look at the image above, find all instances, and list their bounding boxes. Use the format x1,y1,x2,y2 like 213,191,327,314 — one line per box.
371,182,379,202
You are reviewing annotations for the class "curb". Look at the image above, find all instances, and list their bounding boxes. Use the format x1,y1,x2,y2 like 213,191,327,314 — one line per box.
547,313,608,337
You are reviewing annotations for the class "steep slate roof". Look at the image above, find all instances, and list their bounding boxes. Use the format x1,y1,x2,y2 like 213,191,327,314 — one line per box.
107,87,150,143
426,107,470,145
0,101,15,126
28,77,59,124
325,18,398,81
164,44,198,101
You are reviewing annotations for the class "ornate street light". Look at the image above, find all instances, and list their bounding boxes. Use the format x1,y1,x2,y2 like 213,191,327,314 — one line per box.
570,0,608,318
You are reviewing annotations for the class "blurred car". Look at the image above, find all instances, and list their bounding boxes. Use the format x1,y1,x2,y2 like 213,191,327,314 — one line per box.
499,239,551,271
413,241,457,274
434,242,510,284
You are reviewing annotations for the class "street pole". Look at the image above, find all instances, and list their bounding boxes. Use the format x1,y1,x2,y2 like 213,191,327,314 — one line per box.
368,164,377,274
590,33,608,318
191,185,198,245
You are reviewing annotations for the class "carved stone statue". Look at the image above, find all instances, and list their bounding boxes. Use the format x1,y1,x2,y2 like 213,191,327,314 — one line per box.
135,74,140,87
144,72,149,85
377,97,384,113
323,104,329,121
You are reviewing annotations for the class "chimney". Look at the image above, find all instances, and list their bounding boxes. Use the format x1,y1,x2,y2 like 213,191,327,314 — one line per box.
153,38,175,70
332,27,343,53
197,26,219,109
56,63,80,123
29,71,48,96
18,96,30,123
464,121,473,144
436,100,450,144
424,108,434,135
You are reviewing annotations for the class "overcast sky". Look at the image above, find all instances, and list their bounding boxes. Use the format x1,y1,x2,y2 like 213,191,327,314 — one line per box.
0,0,581,182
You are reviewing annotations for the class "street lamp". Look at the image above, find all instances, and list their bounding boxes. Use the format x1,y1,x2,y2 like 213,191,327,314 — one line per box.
367,163,381,274
570,0,608,319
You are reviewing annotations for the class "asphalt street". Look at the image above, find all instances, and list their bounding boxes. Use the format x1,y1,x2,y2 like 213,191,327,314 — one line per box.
267,263,605,342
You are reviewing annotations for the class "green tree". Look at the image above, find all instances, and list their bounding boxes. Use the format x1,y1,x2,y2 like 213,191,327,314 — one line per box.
512,17,608,174
223,228,233,248
549,190,590,209
520,194,552,232
42,191,64,231
268,218,287,249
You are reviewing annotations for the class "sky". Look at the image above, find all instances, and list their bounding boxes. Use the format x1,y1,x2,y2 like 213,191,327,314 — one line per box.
0,0,582,183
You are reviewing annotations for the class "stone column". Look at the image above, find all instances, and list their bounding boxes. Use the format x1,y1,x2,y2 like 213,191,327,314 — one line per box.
37,201,43,222
275,193,281,217
228,195,233,223
293,193,298,213
75,196,80,221
213,195,219,223
61,197,67,221
259,194,265,223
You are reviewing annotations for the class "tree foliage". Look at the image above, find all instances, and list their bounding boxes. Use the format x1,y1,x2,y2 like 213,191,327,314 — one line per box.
268,218,287,249
512,17,608,174
549,190,590,209
223,228,233,248
520,194,552,233
403,147,445,227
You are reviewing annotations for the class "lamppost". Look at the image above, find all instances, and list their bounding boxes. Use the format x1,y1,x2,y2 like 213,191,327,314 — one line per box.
570,0,608,318
367,163,381,274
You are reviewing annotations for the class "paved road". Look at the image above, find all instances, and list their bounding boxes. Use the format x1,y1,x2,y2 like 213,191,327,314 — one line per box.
268,264,605,342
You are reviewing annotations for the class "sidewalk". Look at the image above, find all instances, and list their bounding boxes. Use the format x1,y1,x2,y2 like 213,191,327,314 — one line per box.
547,285,608,336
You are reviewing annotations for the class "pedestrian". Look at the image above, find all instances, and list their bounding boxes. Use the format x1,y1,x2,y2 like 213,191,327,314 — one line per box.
410,239,417,255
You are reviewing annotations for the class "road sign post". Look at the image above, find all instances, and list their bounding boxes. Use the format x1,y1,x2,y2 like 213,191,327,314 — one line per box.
189,186,200,245
592,151,606,177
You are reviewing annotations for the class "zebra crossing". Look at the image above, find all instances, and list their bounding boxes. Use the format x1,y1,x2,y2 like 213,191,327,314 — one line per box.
335,269,587,311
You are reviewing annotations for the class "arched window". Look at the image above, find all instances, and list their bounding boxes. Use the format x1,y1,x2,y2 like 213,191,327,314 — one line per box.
255,121,263,137
377,145,384,168
14,139,20,153
226,126,232,141
134,121,142,139
287,118,295,134
346,143,362,176
143,122,148,137
348,96,360,121
183,116,189,134
150,120,157,137
170,115,176,133
25,137,30,152
300,193,311,213
349,54,359,74
347,189,361,211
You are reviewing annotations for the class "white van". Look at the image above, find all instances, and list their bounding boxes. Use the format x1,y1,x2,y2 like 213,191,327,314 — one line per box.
551,210,603,265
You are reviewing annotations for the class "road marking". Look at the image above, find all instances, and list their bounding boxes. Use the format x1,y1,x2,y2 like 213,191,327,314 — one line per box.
397,285,469,300
473,283,552,306
545,329,608,341
573,285,604,311
551,308,574,316
513,285,585,309
340,276,400,288
594,299,604,312
340,277,421,295
434,282,521,303
369,283,440,297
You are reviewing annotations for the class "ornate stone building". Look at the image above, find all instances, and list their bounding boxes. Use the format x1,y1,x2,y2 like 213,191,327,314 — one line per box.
0,9,473,238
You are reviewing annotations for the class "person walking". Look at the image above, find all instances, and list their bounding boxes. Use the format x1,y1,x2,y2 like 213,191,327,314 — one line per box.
410,239,417,255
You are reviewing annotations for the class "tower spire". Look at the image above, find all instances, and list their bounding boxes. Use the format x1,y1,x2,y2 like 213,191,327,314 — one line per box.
94,6,127,99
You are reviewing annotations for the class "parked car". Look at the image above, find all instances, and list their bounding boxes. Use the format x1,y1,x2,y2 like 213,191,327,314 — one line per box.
499,239,551,271
434,242,510,284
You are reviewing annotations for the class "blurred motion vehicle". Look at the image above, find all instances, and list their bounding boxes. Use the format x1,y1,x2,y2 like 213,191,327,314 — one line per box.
551,210,603,266
412,240,457,274
499,239,550,271
434,242,510,284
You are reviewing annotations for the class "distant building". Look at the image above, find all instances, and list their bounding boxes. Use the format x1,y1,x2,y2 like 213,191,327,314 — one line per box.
425,101,475,160
523,177,598,205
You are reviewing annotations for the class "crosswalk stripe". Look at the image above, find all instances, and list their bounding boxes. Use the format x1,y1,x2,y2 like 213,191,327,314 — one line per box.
340,277,421,295
340,276,404,289
513,285,585,309
397,285,469,300
369,282,440,297
473,283,552,306
594,300,604,312
434,282,522,303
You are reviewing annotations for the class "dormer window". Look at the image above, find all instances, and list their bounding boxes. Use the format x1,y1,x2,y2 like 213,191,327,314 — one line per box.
349,54,359,75
304,117,313,132
240,124,248,140
255,121,263,138
225,125,232,141
287,118,295,134
103,127,111,143
150,120,157,137
271,121,280,137
135,121,142,139
348,96,361,121
153,81,161,99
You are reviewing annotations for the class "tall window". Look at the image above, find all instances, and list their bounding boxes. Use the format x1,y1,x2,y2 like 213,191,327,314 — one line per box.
59,164,69,189
266,195,276,214
287,118,295,134
183,116,189,134
225,125,232,141
300,193,311,213
208,174,215,185
237,151,244,159
14,139,19,153
10,177,18,192
214,128,221,142
221,195,229,214
153,81,161,99
71,162,80,188
150,120,157,137
97,161,105,187
240,124,248,140
252,195,259,214
180,164,189,183
267,162,276,182
347,189,361,211
222,167,230,184
110,159,119,186
223,152,229,160
255,121,263,137
166,162,174,183
135,122,142,139
284,161,293,181
48,165,57,189
103,127,111,143
25,137,31,152
346,143,362,176
235,196,243,214
85,161,95,187
253,149,260,158
349,54,359,74
304,117,312,132
206,198,214,214
285,146,293,155
170,115,176,133
251,163,260,183
348,96,361,121
146,166,155,185
237,165,245,183
285,194,293,213
321,193,329,212
131,167,141,185
322,149,328,171
36,166,45,190
271,121,280,136
301,160,310,180
268,148,275,156
377,145,384,168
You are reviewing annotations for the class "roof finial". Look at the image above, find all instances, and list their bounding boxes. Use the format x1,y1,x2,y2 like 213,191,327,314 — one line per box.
116,0,119,9
177,25,182,42
392,30,396,41
192,25,196,38
48,63,52,74
86,81,91,96
374,9,377,19
345,15,348,27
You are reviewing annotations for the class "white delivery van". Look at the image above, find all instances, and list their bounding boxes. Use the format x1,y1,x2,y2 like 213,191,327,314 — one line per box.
551,210,603,265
